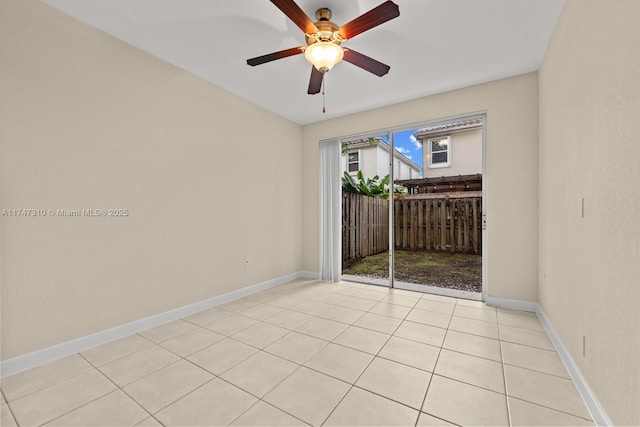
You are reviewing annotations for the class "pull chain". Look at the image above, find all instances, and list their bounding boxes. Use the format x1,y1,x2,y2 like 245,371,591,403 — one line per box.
322,70,326,113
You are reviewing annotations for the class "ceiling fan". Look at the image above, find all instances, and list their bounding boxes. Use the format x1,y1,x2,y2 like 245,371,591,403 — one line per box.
247,0,400,95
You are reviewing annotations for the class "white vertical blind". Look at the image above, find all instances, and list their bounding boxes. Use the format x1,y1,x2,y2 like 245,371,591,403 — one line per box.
319,141,341,282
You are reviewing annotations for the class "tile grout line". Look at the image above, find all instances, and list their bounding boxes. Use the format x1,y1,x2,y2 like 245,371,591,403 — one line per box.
186,338,254,374
343,289,458,415
318,291,421,427
215,289,384,424
497,322,514,427
2,391,20,427
213,295,357,426
182,296,348,426
94,341,184,386
148,377,219,424
4,366,116,426
2,337,161,424
76,352,166,426
229,397,311,427
496,324,594,424
30,367,143,426
358,283,477,427
415,298,458,427
87,326,293,426
137,326,300,424
507,396,596,423
0,362,96,405
213,368,308,426
143,336,275,422
496,316,594,423
316,307,384,426
20,334,280,426
501,361,575,381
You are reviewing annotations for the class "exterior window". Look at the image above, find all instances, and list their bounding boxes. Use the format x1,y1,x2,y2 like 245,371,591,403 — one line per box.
429,136,450,168
348,152,359,172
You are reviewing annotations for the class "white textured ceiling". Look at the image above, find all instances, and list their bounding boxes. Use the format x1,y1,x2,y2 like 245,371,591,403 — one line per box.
41,0,564,124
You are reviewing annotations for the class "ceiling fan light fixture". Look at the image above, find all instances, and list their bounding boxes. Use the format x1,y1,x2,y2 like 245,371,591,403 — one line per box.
304,41,344,72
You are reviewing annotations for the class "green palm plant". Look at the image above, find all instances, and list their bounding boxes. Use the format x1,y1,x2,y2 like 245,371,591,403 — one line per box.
342,171,407,200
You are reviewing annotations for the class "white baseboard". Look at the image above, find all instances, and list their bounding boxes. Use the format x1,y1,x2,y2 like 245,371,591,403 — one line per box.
484,295,539,312
298,270,320,280
535,308,613,426
486,296,611,426
0,271,314,378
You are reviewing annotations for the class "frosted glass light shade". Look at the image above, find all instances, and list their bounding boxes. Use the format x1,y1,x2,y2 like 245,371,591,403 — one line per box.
304,42,344,72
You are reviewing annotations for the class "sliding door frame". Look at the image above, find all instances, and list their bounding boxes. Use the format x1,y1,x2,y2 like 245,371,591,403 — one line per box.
320,111,487,300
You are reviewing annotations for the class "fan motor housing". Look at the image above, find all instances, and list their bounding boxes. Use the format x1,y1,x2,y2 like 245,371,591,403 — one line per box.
305,8,342,45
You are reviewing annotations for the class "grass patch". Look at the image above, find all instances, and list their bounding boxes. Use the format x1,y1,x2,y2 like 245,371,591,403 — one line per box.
343,249,482,293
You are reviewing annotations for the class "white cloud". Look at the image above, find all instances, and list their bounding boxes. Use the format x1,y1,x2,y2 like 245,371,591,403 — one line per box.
410,134,422,150
395,146,413,160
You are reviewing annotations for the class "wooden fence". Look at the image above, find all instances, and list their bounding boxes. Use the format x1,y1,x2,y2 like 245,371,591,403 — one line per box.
342,193,389,264
394,192,482,254
342,192,482,264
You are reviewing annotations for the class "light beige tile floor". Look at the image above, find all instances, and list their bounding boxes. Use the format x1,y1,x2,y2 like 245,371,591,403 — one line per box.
0,279,594,426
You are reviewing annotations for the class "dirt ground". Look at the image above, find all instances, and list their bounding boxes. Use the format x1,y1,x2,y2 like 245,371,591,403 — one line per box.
343,249,482,293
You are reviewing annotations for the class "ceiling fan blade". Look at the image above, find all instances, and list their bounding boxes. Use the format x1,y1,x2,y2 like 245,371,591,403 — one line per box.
343,49,390,77
270,0,318,34
308,66,324,94
339,1,400,40
246,46,304,66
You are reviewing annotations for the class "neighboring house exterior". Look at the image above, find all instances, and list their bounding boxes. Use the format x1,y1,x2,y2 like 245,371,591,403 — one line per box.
341,137,421,181
415,118,482,178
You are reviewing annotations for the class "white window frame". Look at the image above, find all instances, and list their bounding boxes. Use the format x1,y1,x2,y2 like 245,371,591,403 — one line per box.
347,150,360,173
428,135,451,168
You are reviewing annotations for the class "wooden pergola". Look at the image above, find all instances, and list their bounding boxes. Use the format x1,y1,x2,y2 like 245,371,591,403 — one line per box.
395,174,482,194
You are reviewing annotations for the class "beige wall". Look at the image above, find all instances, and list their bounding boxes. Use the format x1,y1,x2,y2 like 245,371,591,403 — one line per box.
422,129,482,178
538,1,640,425
302,73,539,301
0,0,303,359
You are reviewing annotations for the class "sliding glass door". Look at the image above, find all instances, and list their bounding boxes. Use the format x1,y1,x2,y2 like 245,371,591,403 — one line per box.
390,122,484,300
330,114,485,300
340,133,391,288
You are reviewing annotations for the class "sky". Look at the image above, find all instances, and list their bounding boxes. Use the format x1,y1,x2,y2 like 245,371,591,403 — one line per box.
382,129,423,173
